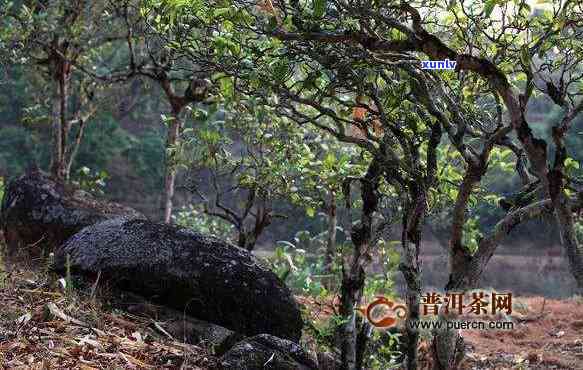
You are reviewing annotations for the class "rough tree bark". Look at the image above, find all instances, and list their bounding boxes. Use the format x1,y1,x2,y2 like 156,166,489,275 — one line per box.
550,110,583,295
338,159,380,370
324,192,338,273
554,193,583,294
394,117,442,370
162,108,184,224
430,125,515,369
431,199,556,369
46,36,96,183
431,164,486,370
48,46,72,182
354,322,373,369
158,77,210,223
399,188,426,370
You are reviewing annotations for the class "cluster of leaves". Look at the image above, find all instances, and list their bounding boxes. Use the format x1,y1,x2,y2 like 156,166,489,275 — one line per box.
269,230,335,296
363,239,400,298
365,330,404,369
280,132,367,218
178,92,371,240
71,167,108,196
304,312,349,356
305,313,404,369
173,204,236,241
428,144,523,250
268,214,402,299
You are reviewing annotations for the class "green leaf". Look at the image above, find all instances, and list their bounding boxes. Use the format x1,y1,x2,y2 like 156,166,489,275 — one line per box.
272,59,290,82
219,77,234,98
213,7,230,18
565,157,580,173
520,45,531,67
484,0,496,17
323,152,336,169
313,0,326,18
266,15,279,31
306,207,316,217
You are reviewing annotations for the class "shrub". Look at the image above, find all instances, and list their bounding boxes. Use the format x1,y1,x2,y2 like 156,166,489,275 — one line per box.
173,205,236,242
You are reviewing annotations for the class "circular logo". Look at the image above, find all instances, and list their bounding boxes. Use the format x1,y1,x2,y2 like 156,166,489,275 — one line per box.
356,296,408,328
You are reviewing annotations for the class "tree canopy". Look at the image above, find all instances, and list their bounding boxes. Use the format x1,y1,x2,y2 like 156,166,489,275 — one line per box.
2,1,583,369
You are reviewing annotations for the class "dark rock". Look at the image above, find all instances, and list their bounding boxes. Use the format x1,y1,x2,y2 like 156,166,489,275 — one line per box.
119,293,243,355
0,169,144,262
53,217,303,342
220,334,318,370
163,317,242,355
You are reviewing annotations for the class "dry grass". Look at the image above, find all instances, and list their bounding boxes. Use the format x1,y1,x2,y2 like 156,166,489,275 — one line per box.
0,261,220,369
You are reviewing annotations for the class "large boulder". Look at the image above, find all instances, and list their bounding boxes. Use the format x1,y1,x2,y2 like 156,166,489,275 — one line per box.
220,334,318,370
0,169,144,261
53,217,303,342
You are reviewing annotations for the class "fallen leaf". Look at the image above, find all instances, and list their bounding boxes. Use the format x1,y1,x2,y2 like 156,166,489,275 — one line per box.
131,331,143,343
15,312,32,326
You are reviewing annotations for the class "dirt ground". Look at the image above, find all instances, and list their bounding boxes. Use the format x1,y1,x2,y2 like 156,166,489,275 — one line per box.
2,267,582,369
460,296,583,370
299,295,583,370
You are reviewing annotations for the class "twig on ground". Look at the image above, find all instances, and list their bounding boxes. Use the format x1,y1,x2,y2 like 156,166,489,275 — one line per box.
151,320,176,341
45,302,89,327
90,270,101,300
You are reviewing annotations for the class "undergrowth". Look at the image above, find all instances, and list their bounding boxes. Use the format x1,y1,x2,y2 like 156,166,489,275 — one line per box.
267,230,405,369
0,259,219,369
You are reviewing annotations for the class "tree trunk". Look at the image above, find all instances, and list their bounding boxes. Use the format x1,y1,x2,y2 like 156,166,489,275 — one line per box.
338,159,380,370
431,247,476,369
324,193,337,273
339,264,366,370
431,199,556,369
399,181,430,370
64,119,86,181
399,206,423,370
430,311,465,370
162,110,183,223
49,58,71,182
49,78,64,181
238,231,257,252
355,321,372,369
554,192,583,294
